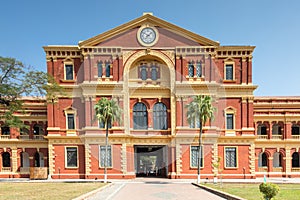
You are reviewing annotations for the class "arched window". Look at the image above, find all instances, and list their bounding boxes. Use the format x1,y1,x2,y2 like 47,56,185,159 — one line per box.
257,124,267,135
188,61,194,77
141,65,147,80
21,152,30,168
272,124,281,135
33,124,44,135
259,152,268,167
292,152,300,167
20,127,29,135
97,61,103,77
34,152,44,167
292,124,300,135
105,61,110,77
2,152,10,167
151,65,158,81
273,152,282,167
153,103,167,130
133,103,148,130
196,61,202,77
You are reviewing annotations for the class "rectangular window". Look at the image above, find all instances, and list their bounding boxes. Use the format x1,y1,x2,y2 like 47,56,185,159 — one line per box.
225,147,237,168
67,114,75,129
99,146,112,167
225,64,233,80
97,62,103,77
226,114,234,130
66,147,78,168
65,64,74,80
1,127,10,135
190,146,203,168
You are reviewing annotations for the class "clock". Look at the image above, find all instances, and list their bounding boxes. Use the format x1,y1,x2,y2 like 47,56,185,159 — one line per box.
137,26,159,46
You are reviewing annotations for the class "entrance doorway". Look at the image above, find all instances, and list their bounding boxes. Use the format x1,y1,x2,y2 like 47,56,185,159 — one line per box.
134,145,167,178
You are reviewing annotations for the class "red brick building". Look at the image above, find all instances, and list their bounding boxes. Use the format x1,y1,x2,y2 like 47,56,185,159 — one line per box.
1,13,299,179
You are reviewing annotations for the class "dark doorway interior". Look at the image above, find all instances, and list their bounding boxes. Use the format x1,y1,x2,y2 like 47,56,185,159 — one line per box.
135,145,166,178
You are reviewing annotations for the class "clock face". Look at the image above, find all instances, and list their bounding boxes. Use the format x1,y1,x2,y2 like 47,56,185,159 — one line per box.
140,27,156,44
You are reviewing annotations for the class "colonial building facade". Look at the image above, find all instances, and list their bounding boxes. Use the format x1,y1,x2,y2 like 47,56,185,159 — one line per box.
0,13,299,179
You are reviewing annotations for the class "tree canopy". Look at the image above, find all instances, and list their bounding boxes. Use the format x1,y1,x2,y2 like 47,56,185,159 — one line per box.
0,56,63,127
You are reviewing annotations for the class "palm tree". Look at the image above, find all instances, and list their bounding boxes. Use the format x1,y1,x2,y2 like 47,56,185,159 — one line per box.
186,95,215,184
94,97,122,183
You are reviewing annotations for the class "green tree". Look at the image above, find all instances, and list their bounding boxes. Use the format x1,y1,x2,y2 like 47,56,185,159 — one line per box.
0,56,63,128
186,95,215,184
94,97,122,183
259,183,280,200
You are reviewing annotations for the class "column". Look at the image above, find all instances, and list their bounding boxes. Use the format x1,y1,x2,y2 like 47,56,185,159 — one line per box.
242,97,247,128
285,147,291,177
247,56,253,84
241,57,247,84
84,142,91,178
176,97,182,126
121,143,127,174
171,94,176,135
83,54,91,81
268,157,273,173
204,55,210,82
168,144,176,178
126,145,135,176
175,56,182,82
48,142,54,179
84,96,91,127
285,121,292,139
248,97,254,128
11,147,18,173
269,121,273,139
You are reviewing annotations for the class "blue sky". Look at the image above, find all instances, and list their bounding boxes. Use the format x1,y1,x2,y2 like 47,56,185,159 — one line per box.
1,0,299,96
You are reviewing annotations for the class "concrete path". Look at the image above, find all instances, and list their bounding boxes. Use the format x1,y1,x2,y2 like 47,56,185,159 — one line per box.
87,178,225,200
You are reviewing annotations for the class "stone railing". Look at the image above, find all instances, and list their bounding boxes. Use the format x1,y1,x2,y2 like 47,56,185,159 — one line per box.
273,167,282,172
292,168,300,172
1,167,11,172
292,135,300,140
0,135,10,140
257,135,268,139
258,167,268,172
271,135,282,140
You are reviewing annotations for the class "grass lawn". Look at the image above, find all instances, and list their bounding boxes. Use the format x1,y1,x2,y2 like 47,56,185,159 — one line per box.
0,182,106,200
204,183,300,200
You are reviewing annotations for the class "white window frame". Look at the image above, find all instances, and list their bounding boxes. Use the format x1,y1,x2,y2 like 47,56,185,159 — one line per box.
224,146,238,169
190,145,204,168
64,59,75,81
64,107,77,135
65,146,78,168
224,60,235,81
99,145,113,168
224,107,236,135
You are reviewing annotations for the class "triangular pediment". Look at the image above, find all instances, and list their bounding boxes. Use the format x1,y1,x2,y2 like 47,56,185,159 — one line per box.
79,13,219,47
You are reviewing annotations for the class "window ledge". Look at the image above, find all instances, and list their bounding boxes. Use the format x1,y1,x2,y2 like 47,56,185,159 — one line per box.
223,80,236,83
60,79,76,83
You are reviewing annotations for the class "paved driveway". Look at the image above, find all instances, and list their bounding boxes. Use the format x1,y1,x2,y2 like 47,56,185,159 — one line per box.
87,178,225,200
